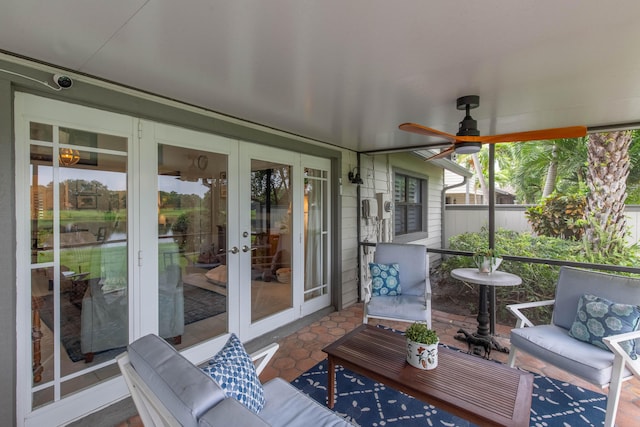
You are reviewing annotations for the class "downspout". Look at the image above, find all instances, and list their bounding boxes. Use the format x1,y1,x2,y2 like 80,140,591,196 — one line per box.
441,174,468,249
355,153,362,302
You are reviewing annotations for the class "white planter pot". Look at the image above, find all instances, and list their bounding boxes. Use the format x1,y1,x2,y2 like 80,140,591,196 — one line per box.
474,256,502,274
406,338,438,370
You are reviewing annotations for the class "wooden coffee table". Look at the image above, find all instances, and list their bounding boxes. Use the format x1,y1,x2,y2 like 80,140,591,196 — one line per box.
323,324,533,426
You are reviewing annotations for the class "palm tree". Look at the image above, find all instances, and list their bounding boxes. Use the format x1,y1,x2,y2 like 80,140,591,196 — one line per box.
495,138,588,203
584,131,633,254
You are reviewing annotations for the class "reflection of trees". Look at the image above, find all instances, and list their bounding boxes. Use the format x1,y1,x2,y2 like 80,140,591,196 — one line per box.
251,168,290,205
161,188,212,253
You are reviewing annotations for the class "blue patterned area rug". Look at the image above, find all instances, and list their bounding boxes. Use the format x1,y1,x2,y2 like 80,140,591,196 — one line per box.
292,359,607,426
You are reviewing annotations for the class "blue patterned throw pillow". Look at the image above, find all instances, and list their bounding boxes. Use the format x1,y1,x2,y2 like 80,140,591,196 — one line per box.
569,294,640,359
201,333,265,413
369,262,401,296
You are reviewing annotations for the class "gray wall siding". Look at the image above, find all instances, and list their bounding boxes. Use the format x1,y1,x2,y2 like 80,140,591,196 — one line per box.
355,153,444,300
340,151,360,307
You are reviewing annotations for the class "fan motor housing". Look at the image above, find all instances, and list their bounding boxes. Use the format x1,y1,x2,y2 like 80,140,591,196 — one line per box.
456,95,481,136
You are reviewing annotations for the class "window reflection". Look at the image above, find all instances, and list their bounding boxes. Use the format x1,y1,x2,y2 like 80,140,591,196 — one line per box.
29,124,128,407
158,146,228,349
251,161,293,322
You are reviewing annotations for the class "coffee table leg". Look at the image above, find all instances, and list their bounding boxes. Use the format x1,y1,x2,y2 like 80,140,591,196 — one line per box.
327,356,335,408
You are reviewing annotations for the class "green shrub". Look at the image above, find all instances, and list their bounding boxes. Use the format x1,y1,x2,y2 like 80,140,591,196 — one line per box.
525,194,586,240
440,228,640,325
441,229,579,324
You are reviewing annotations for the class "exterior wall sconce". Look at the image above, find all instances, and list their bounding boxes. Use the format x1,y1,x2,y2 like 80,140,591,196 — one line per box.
348,168,363,185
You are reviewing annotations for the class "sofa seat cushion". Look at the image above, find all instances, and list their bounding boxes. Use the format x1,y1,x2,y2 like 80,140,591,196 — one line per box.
511,324,631,386
367,294,429,323
259,378,352,427
128,334,225,427
198,398,270,427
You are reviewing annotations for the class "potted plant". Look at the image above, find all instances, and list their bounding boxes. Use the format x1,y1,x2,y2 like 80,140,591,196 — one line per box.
405,322,439,370
473,248,502,274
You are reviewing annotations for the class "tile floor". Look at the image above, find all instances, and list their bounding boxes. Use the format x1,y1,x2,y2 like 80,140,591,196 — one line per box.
117,304,640,427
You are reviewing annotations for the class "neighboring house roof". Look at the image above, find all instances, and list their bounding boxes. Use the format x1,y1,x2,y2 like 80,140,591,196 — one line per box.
443,169,516,200
413,150,473,177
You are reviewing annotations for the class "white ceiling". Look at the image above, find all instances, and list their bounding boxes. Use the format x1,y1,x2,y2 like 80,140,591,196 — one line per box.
3,0,640,153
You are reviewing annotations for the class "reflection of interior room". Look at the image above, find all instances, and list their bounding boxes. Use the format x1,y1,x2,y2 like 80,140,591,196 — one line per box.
157,149,293,344
30,144,301,404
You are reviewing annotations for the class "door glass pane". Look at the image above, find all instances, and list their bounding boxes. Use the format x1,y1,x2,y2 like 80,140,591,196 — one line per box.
304,168,328,301
158,146,228,349
29,124,128,407
251,161,292,322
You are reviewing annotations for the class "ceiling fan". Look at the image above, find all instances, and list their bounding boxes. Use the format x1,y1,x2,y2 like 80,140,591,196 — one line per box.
399,95,587,161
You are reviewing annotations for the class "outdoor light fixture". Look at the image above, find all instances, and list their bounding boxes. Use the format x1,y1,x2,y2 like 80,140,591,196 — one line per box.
59,148,81,166
454,142,482,155
348,168,364,185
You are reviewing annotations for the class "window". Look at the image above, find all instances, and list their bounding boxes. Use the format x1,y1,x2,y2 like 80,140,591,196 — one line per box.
394,172,427,237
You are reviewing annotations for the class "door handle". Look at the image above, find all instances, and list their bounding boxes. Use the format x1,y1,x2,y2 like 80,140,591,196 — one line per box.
242,245,257,253
228,246,239,254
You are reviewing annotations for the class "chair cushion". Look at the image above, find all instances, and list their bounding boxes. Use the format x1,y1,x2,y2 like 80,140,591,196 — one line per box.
369,262,401,296
367,294,429,323
128,334,225,427
569,294,640,359
553,267,640,330
201,334,265,414
198,398,270,427
511,324,631,386
259,378,352,427
373,243,428,296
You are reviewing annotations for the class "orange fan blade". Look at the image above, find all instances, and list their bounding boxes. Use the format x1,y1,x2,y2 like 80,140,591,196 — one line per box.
478,126,587,144
399,123,457,143
423,146,455,161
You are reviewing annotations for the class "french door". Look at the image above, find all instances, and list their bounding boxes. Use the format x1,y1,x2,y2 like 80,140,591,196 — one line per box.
16,94,330,426
238,145,331,339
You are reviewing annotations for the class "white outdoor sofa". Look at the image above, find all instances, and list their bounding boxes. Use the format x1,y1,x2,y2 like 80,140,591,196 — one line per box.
117,334,353,427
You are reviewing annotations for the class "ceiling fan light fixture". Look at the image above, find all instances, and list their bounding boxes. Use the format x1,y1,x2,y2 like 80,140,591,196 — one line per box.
454,142,482,155
59,148,80,166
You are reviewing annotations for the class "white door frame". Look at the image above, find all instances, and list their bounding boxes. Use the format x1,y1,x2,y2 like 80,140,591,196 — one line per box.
15,93,135,427
14,93,332,426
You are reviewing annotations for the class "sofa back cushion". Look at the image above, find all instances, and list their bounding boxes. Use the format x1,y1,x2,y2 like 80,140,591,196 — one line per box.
553,267,640,333
128,334,226,427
